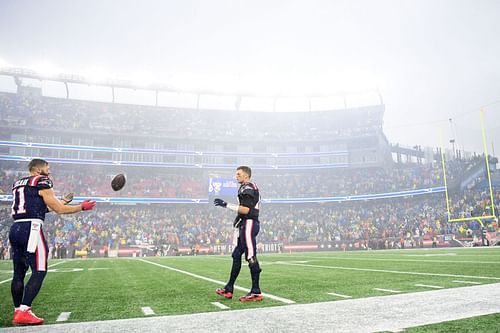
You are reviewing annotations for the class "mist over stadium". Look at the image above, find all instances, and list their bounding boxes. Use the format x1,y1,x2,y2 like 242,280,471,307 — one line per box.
1,1,500,331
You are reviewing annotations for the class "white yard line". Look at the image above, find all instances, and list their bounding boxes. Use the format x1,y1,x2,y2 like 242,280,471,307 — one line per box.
414,284,444,289
141,307,155,316
276,261,500,281
452,280,482,285
282,254,500,265
211,302,230,310
327,292,352,298
0,261,66,285
373,288,401,293
56,312,72,322
138,259,295,304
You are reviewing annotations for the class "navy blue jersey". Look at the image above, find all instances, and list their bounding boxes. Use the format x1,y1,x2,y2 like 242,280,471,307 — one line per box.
11,175,53,221
237,182,260,220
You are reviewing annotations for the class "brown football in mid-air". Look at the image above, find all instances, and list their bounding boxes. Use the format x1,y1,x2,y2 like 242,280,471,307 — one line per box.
111,174,126,191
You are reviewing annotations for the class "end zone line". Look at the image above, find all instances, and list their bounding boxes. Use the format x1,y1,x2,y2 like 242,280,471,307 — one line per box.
138,259,295,304
211,302,230,310
56,312,71,322
0,261,66,285
373,288,401,293
276,262,500,281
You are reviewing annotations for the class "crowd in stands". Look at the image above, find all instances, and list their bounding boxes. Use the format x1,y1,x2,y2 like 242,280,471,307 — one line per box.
0,155,483,198
0,183,498,259
0,168,205,197
0,92,383,140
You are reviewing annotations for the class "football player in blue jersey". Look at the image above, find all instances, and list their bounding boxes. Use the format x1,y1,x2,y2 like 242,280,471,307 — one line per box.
214,166,263,301
9,159,96,325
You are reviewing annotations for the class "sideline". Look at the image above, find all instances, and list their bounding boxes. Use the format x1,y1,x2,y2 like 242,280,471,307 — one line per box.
2,282,499,332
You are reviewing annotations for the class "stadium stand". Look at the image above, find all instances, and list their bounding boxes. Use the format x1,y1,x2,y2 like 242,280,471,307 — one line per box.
0,89,499,259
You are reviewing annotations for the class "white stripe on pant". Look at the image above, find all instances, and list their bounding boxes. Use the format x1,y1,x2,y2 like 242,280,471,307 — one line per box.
245,219,254,260
36,228,47,271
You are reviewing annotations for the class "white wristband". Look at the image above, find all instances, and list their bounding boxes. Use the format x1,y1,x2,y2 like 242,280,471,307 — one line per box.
226,203,239,212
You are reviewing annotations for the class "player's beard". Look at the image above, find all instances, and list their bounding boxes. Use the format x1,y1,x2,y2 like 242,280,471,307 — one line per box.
40,169,50,176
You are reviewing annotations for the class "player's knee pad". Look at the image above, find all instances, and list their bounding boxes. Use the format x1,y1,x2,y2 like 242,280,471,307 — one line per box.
248,257,262,273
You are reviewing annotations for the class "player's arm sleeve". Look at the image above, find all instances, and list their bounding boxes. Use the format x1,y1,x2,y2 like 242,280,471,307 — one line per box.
36,177,54,190
239,194,257,208
241,194,260,217
37,177,54,213
240,184,258,207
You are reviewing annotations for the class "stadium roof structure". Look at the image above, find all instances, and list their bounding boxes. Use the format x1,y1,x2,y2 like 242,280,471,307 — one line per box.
0,65,383,112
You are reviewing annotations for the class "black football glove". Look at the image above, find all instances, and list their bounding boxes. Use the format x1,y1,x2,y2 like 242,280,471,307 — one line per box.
214,198,227,207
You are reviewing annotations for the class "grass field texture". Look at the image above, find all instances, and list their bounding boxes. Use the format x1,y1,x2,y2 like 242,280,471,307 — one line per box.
1,247,499,330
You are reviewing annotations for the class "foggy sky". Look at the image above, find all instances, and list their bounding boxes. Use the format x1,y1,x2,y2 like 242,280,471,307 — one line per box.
1,0,500,154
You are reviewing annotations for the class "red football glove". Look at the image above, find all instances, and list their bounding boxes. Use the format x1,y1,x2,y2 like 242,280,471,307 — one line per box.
81,199,96,211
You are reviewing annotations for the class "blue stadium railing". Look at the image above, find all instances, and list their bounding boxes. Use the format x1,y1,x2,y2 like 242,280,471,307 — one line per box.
0,187,446,204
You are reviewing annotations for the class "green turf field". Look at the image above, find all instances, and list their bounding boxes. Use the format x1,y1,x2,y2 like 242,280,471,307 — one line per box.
1,247,499,331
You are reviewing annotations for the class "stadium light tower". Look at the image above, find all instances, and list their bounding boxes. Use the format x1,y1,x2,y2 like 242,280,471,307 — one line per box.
449,139,456,159
449,118,457,159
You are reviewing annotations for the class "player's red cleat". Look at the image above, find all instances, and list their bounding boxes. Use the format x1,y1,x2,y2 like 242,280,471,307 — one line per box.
12,308,44,325
215,288,233,299
239,293,263,302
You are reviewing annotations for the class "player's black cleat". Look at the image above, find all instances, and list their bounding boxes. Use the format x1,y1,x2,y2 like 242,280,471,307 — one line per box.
215,288,233,299
239,293,263,302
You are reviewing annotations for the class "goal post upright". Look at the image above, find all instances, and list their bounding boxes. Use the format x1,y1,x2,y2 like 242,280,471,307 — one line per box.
480,109,496,218
439,130,453,222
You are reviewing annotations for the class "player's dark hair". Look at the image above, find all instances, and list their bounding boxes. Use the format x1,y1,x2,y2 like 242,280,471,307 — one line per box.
237,165,252,178
28,158,48,171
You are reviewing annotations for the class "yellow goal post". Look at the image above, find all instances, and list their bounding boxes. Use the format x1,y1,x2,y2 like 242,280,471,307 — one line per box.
440,110,496,227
